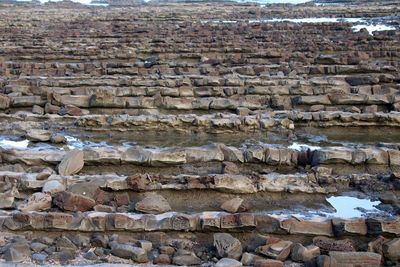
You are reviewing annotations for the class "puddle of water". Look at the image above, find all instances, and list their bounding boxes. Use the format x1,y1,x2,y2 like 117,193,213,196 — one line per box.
325,196,381,219
352,24,396,35
0,139,29,149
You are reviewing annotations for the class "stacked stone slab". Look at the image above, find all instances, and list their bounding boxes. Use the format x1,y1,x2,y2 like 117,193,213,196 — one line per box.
0,0,399,266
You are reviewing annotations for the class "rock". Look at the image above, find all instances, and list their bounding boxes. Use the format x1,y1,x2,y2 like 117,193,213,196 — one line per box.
363,105,378,113
344,106,361,113
172,250,201,266
0,94,10,109
309,105,325,112
51,135,67,144
42,180,65,195
53,191,95,212
3,247,26,262
91,233,109,248
110,243,149,263
367,235,389,257
254,259,284,267
135,193,172,214
94,204,116,212
213,233,242,258
138,240,152,252
313,237,356,253
55,235,77,253
382,238,400,262
291,243,320,262
216,257,243,267
256,240,293,261
32,252,47,262
57,149,84,176
222,161,240,174
17,192,52,212
221,197,249,213
32,105,44,115
0,187,18,209
64,104,83,116
37,167,54,180
328,251,381,266
154,254,171,264
48,250,74,262
159,246,175,255
240,252,264,265
45,102,61,114
26,129,52,142
315,255,337,267
84,251,98,260
30,242,48,252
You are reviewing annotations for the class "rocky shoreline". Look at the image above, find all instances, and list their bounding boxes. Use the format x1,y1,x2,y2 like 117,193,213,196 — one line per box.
0,0,399,266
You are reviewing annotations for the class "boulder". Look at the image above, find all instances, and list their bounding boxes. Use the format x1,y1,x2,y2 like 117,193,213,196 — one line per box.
135,193,172,214
110,243,149,263
42,180,65,195
216,257,243,267
51,135,67,144
213,233,242,258
254,259,284,267
53,191,95,212
26,129,52,142
221,197,249,213
313,237,356,254
291,243,320,262
17,192,52,212
382,238,400,262
256,240,293,261
329,251,381,266
57,149,84,176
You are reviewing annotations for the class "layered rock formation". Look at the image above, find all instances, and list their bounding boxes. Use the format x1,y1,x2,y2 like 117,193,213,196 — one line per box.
0,0,399,266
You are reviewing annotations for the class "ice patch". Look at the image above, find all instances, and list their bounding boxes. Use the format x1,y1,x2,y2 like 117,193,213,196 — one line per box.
352,24,396,35
0,139,29,149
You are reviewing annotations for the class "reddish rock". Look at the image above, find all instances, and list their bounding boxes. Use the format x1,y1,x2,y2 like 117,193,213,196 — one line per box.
114,192,130,206
256,240,293,261
313,237,356,254
154,254,171,264
222,161,240,175
53,191,95,212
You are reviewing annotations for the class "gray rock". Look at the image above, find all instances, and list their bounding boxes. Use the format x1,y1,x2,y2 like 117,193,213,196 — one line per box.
30,242,48,252
26,129,52,142
32,105,44,115
383,238,400,262
17,192,52,212
48,250,74,262
84,251,98,260
51,135,67,144
172,252,201,266
135,193,172,214
55,236,77,253
291,243,320,262
3,248,26,262
57,149,84,176
91,233,109,248
213,233,242,258
216,257,243,267
240,252,264,265
32,252,47,262
110,243,148,263
0,187,18,209
42,180,65,195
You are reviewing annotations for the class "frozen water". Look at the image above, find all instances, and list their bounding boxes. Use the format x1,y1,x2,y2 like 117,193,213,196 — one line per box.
0,139,29,149
326,196,381,219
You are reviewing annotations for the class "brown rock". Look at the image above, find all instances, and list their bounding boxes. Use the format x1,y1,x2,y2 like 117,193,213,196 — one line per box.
290,243,320,262
328,251,381,266
53,191,95,212
254,259,284,267
222,161,240,174
256,240,293,261
221,197,246,213
313,237,356,254
32,105,44,115
45,102,61,114
57,149,84,176
135,193,171,214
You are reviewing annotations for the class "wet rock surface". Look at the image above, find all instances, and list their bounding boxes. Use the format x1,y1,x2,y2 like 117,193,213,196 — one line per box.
0,0,399,266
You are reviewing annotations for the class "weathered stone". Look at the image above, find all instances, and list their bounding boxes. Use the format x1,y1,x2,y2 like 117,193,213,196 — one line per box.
53,191,95,212
37,167,54,180
221,197,245,213
26,129,52,142
42,180,65,195
382,238,400,262
256,240,293,261
110,243,149,263
241,252,264,265
17,192,52,212
57,149,84,176
51,135,67,144
172,250,201,266
32,104,44,115
216,257,243,267
222,161,240,175
213,233,242,258
135,193,172,214
291,243,320,262
254,259,284,267
328,251,381,266
313,237,356,254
